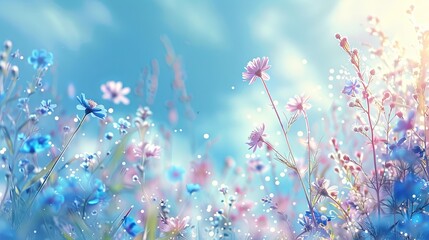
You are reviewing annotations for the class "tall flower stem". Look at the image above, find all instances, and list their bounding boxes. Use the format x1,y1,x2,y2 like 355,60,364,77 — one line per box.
364,88,381,218
259,78,316,223
303,112,312,204
28,113,88,209
260,79,290,153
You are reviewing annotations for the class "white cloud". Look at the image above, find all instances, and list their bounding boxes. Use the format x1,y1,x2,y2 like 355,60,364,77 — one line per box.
0,0,113,50
156,0,226,47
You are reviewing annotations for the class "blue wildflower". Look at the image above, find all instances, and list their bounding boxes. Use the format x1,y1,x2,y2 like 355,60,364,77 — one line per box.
76,93,107,119
393,174,425,202
397,212,429,239
122,216,144,237
27,49,53,69
38,99,57,115
56,176,81,203
42,187,64,213
80,153,95,171
412,145,425,158
304,209,333,226
393,111,415,132
388,138,419,164
17,97,28,110
186,183,201,195
88,179,106,205
17,133,26,141
342,79,360,95
167,166,185,182
20,135,51,154
113,118,131,134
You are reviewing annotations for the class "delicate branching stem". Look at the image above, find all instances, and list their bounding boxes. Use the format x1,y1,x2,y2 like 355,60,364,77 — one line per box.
259,79,292,155
363,83,381,218
259,78,316,224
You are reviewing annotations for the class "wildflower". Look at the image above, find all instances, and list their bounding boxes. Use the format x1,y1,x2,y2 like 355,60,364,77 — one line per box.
312,178,338,198
27,49,53,69
167,166,185,182
285,95,311,114
242,57,271,85
143,143,161,158
41,187,64,213
101,81,130,105
393,111,415,132
160,216,190,236
342,79,360,95
80,153,96,171
186,183,200,195
17,97,28,110
20,135,51,154
218,186,228,195
17,133,25,141
393,174,425,202
37,99,57,115
122,216,144,237
136,106,152,121
388,138,419,163
247,124,266,152
87,179,106,205
303,209,333,226
134,142,161,159
76,93,107,119
113,118,131,134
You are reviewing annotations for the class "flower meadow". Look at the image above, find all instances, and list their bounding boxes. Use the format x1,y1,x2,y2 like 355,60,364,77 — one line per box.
1,6,429,240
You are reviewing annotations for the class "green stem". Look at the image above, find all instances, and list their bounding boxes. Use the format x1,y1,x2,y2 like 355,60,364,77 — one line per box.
28,114,88,209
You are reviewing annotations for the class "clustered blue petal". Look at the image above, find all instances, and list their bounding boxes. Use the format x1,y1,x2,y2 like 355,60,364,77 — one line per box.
76,93,107,119
186,183,201,195
38,99,57,115
393,174,425,202
20,135,51,154
27,49,53,70
342,79,360,95
123,216,144,237
42,187,64,213
87,179,107,205
393,111,415,133
303,209,333,226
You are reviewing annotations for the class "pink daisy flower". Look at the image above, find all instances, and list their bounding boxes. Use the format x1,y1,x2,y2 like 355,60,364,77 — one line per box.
159,216,190,236
285,95,311,114
247,124,267,152
312,178,338,198
242,57,271,85
134,142,161,159
100,81,130,105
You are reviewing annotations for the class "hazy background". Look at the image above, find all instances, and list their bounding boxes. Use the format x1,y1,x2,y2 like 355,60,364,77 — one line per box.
1,0,428,170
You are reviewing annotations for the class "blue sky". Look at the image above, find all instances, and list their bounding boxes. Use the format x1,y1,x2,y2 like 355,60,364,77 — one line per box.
1,0,427,170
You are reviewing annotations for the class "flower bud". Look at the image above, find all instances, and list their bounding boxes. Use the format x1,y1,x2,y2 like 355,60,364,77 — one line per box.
11,65,19,79
396,111,403,119
3,40,12,51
